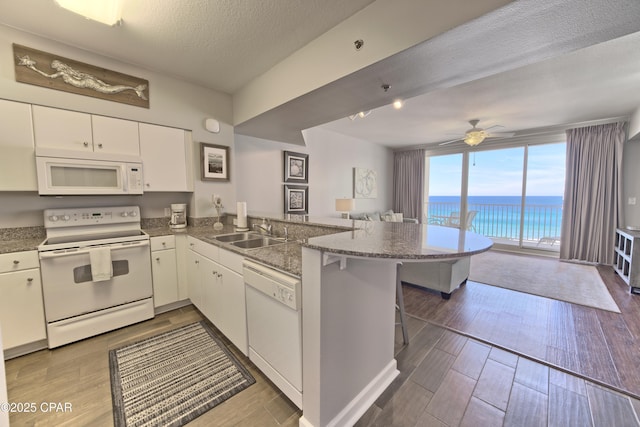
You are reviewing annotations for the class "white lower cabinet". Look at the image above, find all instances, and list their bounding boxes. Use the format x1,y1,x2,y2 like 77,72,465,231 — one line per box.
208,263,247,354
150,236,179,309
186,237,247,355
0,251,46,353
186,249,205,311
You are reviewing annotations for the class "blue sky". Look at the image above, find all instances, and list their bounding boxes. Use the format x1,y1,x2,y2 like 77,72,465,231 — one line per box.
428,143,566,197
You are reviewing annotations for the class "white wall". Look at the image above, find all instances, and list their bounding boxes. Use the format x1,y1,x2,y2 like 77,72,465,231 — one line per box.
0,25,236,226
234,127,393,217
623,139,640,227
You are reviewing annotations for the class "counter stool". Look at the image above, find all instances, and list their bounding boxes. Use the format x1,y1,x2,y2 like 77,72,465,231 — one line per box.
396,263,409,345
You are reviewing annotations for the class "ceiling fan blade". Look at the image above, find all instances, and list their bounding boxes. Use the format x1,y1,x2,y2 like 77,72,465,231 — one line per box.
486,131,516,138
439,137,463,146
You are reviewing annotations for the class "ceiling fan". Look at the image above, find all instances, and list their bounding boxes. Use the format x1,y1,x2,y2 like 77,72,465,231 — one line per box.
439,119,515,146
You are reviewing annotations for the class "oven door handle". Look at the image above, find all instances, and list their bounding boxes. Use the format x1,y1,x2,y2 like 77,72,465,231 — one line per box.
39,240,150,259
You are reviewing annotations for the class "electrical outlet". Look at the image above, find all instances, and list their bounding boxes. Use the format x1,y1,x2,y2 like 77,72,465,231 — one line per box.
629,197,637,205
164,207,171,216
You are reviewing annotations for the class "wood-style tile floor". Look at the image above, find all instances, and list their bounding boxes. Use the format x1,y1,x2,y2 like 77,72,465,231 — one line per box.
5,306,301,426
402,261,640,399
6,258,640,426
358,315,640,427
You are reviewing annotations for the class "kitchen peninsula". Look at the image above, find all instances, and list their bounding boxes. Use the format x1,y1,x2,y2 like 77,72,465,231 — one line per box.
300,221,492,427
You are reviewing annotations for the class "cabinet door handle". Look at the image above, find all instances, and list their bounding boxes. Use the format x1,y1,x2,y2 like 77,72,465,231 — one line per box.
83,141,89,147
13,260,19,265
195,260,199,264
97,143,103,148
27,278,33,283
162,242,166,246
155,257,160,261
217,273,223,278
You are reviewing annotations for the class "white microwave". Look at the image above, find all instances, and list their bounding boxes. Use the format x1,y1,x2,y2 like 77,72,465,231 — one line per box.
35,156,143,195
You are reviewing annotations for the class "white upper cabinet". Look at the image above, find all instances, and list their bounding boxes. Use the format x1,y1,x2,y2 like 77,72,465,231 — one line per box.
0,99,37,191
91,115,140,157
32,105,93,152
32,105,140,158
139,123,192,192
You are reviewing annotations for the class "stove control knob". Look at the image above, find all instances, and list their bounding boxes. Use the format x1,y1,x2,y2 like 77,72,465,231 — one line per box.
49,215,59,222
121,212,129,217
129,211,138,217
62,215,70,221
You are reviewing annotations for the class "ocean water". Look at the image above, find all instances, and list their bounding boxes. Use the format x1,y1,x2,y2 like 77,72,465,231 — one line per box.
427,195,563,241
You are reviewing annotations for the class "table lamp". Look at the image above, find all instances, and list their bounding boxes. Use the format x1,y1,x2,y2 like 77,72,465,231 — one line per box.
335,198,355,219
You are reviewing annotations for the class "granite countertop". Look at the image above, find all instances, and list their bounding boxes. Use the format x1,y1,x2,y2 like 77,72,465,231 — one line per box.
0,237,45,255
304,221,493,261
1,215,493,276
144,224,304,277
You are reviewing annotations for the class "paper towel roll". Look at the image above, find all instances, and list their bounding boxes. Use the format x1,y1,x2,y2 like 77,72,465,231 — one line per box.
237,202,247,228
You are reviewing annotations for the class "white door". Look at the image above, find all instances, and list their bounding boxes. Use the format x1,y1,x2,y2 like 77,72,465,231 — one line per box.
139,123,188,191
32,105,93,152
92,115,140,157
0,269,46,349
151,248,178,307
0,99,37,191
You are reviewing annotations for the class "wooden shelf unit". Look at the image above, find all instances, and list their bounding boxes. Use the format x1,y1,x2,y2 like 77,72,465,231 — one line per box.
614,228,640,294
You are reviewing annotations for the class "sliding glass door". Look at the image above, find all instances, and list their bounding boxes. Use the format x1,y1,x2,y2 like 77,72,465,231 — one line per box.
468,147,524,248
522,143,566,250
424,154,462,225
425,141,566,253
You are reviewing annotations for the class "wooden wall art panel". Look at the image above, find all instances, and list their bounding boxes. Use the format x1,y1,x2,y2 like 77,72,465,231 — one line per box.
13,44,149,108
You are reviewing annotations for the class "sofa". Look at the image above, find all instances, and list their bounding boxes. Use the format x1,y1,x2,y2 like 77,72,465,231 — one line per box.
399,257,470,299
350,210,419,224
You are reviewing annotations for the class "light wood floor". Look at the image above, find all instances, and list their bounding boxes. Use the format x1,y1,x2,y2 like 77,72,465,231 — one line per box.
6,259,640,426
5,306,301,426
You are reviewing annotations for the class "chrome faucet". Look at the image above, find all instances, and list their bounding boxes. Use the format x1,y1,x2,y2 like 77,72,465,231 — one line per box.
253,218,272,235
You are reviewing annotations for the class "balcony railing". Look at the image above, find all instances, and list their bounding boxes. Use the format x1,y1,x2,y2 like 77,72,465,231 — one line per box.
426,201,563,249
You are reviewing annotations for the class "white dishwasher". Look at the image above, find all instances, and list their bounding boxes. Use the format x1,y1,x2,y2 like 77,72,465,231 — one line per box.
243,260,302,408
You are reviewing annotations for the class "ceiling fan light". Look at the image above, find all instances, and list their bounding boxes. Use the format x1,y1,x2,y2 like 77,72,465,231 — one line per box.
464,131,485,146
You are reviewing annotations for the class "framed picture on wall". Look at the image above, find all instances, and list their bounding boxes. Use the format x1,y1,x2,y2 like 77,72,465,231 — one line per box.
353,167,377,199
284,185,309,214
201,143,230,181
283,150,309,183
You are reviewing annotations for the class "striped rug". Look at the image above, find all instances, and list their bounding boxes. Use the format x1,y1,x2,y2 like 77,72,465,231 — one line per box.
109,321,255,427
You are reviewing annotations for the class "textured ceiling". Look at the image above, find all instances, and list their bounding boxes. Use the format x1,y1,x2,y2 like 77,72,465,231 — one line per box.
0,0,376,93
2,0,640,149
235,0,640,147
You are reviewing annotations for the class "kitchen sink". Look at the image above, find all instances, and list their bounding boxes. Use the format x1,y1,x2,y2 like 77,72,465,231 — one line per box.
214,232,259,242
231,237,286,249
211,231,287,249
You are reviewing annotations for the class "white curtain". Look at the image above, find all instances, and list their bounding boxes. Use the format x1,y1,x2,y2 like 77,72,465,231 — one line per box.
393,149,425,222
560,122,626,264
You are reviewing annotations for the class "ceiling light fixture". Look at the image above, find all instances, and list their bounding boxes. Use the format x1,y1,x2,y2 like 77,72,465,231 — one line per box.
463,130,486,146
393,99,403,109
55,0,124,26
348,110,372,120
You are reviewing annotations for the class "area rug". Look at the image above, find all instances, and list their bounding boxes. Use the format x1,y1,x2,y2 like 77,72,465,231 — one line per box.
109,321,255,427
469,251,621,313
